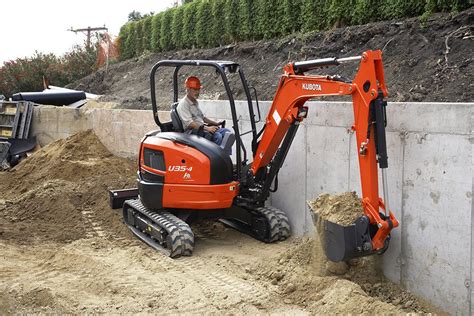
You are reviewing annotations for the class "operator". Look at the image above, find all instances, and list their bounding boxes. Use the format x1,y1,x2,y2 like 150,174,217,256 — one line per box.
177,76,232,146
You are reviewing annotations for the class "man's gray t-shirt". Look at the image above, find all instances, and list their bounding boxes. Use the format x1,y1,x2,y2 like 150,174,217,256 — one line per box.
177,96,205,130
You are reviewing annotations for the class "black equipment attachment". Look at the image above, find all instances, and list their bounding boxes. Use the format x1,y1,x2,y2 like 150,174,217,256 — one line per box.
12,91,86,106
313,213,390,262
109,188,139,209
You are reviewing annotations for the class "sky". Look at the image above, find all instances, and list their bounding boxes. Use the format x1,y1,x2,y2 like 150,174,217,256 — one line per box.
0,0,176,64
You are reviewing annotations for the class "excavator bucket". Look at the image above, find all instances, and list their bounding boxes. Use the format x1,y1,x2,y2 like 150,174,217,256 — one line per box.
313,213,390,262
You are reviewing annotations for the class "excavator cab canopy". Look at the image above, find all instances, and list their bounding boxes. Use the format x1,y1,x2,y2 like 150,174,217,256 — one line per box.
149,59,262,177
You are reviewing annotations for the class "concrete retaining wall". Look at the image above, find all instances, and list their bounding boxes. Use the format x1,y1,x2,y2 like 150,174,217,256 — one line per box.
31,101,473,315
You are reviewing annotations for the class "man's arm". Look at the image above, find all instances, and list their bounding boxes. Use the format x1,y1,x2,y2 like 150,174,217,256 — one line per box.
186,120,218,133
179,107,218,133
204,117,225,127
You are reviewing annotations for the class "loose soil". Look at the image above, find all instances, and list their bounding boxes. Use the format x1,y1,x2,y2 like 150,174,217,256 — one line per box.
0,130,447,314
69,8,473,110
307,191,364,225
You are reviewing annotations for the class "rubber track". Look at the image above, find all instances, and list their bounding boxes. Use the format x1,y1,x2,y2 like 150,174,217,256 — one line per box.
124,199,194,258
256,206,291,242
266,206,291,240
160,211,195,256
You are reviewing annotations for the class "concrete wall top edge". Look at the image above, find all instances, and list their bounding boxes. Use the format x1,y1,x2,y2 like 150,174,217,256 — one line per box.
181,100,474,135
35,100,473,136
202,100,474,106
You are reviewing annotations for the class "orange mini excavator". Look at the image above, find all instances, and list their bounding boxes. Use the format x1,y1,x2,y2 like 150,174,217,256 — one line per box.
109,50,398,261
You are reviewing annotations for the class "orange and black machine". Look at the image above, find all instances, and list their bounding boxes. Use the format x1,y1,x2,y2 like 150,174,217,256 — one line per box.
109,50,398,260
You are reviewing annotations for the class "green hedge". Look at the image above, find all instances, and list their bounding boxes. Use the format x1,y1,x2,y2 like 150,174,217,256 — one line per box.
119,0,471,58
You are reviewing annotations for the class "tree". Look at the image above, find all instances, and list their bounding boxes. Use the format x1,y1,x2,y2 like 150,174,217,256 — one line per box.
128,10,143,22
142,16,153,53
119,23,132,59
352,0,379,24
326,0,355,28
0,48,96,97
210,0,226,46
135,20,145,55
255,0,279,39
171,7,185,49
196,0,213,48
279,0,302,34
151,14,162,52
224,0,240,42
301,0,328,32
183,1,198,48
128,10,155,22
238,0,253,40
160,9,174,51
121,22,137,59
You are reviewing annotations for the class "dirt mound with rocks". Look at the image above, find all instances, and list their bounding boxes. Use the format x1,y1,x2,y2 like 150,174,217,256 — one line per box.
69,8,473,109
245,192,445,314
0,130,136,244
254,237,443,314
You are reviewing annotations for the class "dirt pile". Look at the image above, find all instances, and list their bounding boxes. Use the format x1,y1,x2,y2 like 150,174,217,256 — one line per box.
250,192,443,314
254,237,441,314
0,130,136,244
69,8,473,109
308,191,364,225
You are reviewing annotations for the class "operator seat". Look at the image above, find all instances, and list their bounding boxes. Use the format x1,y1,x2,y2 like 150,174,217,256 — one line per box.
169,102,235,153
170,102,184,132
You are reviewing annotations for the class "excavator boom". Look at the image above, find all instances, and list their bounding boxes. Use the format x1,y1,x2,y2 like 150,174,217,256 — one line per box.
251,50,398,260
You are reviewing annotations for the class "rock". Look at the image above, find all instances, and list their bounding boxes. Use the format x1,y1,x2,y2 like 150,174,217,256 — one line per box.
404,300,414,308
275,271,285,281
325,261,349,275
285,283,296,293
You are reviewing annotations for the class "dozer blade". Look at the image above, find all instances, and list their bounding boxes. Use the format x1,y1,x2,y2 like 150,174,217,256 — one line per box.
122,199,194,258
313,213,390,262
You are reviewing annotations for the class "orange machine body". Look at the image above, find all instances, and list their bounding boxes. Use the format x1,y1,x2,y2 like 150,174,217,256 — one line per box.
139,135,238,210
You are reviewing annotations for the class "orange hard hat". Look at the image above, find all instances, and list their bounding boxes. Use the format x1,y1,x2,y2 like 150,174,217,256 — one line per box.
185,76,202,89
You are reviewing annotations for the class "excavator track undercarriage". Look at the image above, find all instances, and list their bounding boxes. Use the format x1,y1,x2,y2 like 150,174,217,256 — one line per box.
219,205,291,243
120,198,290,258
123,199,194,258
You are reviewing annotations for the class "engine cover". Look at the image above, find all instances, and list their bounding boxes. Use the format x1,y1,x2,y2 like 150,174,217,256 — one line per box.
138,132,237,210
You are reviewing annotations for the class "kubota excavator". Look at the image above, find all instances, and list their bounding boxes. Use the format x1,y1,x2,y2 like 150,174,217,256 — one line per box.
109,50,398,261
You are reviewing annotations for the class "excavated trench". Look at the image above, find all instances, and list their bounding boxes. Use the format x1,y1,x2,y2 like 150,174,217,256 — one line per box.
0,130,446,314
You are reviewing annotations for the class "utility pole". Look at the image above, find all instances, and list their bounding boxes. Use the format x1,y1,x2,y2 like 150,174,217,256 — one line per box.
69,25,108,48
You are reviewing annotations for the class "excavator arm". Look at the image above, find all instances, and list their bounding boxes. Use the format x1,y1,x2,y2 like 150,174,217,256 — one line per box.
250,50,398,259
